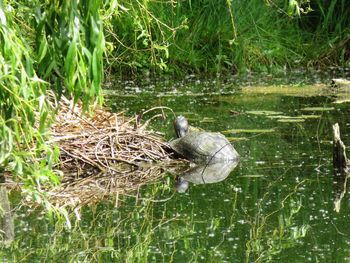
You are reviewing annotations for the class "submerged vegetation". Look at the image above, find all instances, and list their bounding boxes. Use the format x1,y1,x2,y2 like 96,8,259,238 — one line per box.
0,0,349,206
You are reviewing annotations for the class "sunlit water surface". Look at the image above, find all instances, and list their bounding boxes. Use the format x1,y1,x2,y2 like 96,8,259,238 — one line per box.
2,72,350,262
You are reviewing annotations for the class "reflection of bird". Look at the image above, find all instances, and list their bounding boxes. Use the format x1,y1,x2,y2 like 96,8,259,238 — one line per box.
175,177,189,193
170,115,239,164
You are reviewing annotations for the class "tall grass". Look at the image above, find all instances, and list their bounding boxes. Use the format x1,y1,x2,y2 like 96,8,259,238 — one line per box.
105,0,349,75
302,0,350,66
104,0,309,74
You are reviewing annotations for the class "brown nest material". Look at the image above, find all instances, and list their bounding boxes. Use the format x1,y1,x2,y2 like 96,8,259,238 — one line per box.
48,97,181,207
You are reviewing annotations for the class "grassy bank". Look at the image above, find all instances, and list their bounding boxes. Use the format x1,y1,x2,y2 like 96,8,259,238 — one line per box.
105,0,350,75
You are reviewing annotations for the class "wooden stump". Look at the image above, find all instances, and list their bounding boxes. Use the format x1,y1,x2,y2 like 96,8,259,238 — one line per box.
333,123,349,173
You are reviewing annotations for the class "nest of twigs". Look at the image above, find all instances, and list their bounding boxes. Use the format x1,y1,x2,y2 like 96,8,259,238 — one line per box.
49,97,180,206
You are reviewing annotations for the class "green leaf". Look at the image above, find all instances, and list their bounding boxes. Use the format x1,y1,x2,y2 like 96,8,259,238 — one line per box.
65,41,77,90
39,110,48,133
43,61,56,79
82,47,92,63
38,36,48,63
92,48,101,88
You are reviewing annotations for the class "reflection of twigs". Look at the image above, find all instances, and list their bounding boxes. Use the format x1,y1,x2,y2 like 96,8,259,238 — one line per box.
50,165,167,208
259,178,308,224
315,111,323,152
330,220,346,236
245,175,310,262
46,97,178,207
130,192,176,203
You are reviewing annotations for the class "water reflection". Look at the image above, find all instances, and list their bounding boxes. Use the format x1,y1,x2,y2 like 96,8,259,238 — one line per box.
0,186,14,246
5,75,350,262
333,171,349,213
175,160,239,193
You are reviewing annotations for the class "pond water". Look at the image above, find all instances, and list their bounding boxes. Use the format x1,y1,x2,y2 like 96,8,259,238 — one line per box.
2,72,350,262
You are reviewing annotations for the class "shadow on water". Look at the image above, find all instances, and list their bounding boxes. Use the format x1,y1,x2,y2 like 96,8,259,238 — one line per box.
3,74,350,262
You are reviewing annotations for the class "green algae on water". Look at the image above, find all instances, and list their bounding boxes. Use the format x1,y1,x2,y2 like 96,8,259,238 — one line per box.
222,128,275,134
301,107,335,111
246,110,283,116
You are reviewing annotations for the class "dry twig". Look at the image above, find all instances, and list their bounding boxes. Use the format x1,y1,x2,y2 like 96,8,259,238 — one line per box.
48,97,180,207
